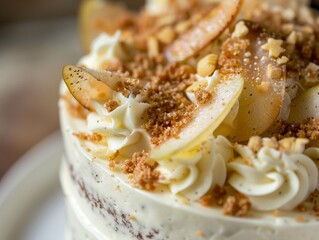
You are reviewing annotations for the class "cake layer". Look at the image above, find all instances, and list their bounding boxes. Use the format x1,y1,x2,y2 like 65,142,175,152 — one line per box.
60,97,319,240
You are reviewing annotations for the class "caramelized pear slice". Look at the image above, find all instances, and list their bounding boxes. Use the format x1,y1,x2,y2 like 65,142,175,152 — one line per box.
165,0,243,62
62,65,137,110
219,21,286,142
288,85,319,123
151,74,244,160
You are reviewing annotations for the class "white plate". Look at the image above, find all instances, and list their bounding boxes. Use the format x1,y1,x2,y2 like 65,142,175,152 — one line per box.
0,132,66,240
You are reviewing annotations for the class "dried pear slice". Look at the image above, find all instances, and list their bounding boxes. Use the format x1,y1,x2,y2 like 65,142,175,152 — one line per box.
288,85,319,123
151,74,244,160
165,0,243,62
219,21,287,142
62,65,137,110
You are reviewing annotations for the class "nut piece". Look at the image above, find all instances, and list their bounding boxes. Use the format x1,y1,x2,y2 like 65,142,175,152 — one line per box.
267,64,282,79
286,31,297,45
147,36,159,58
248,136,262,152
261,38,285,58
175,20,192,34
156,26,176,45
197,54,218,77
232,21,249,38
256,81,270,93
277,56,289,65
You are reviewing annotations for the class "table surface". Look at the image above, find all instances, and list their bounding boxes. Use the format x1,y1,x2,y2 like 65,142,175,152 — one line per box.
0,18,82,179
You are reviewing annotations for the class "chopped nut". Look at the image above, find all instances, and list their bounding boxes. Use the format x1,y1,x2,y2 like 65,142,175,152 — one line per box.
277,56,289,65
248,136,262,152
261,38,285,58
304,63,319,87
286,31,297,45
156,26,176,45
175,20,192,34
187,81,208,93
281,23,294,35
282,9,295,21
267,64,282,79
256,81,270,93
232,21,249,38
147,36,159,58
197,54,218,77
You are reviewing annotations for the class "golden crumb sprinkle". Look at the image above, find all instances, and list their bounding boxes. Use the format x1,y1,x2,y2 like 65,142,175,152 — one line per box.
196,231,205,238
123,151,160,191
296,216,306,223
104,100,119,112
73,132,103,143
274,119,319,141
261,38,285,58
248,136,262,152
195,90,212,105
223,196,251,217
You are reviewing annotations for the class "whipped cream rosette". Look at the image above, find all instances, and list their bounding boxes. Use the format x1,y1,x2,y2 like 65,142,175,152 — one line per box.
228,138,319,211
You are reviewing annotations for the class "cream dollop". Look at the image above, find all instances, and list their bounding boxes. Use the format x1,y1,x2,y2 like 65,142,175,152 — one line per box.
228,138,318,211
156,136,233,200
80,31,122,69
87,93,151,157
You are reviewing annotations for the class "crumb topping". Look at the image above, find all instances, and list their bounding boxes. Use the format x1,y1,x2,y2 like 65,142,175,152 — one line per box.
123,151,160,191
274,119,319,142
223,195,251,217
73,132,103,143
104,100,119,112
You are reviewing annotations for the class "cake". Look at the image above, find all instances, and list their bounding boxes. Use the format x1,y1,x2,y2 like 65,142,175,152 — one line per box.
59,0,319,239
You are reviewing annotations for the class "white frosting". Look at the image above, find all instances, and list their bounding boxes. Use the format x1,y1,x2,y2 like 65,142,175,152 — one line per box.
228,139,318,211
80,31,122,69
156,136,233,200
87,93,151,157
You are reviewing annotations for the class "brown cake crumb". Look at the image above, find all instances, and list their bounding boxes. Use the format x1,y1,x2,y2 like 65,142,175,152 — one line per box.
73,132,103,143
199,185,227,207
223,196,251,217
196,231,205,238
104,100,119,112
296,216,305,223
274,119,319,142
272,210,282,217
297,204,307,213
195,90,212,105
123,151,160,191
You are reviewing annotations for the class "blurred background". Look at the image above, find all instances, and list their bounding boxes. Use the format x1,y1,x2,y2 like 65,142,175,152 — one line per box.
0,0,319,180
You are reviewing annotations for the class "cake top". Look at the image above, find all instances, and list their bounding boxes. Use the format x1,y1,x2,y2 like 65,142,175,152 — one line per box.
61,0,319,218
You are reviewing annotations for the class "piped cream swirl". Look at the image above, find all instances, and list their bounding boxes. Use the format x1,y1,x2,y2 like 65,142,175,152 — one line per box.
80,31,123,70
156,136,233,200
87,93,151,157
228,138,318,211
